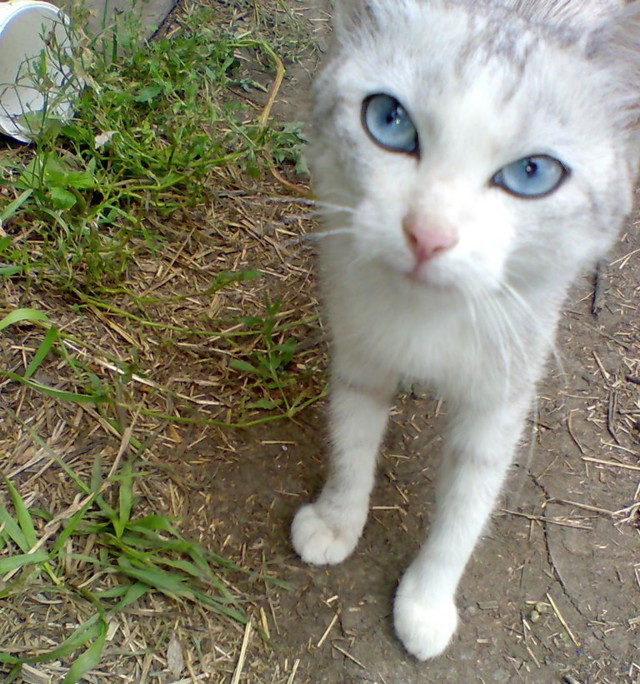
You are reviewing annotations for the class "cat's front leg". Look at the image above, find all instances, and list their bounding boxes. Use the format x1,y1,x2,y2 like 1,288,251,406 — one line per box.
292,371,395,565
393,402,529,659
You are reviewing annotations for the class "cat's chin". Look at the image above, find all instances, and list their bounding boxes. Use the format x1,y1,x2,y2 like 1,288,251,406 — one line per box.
401,263,462,293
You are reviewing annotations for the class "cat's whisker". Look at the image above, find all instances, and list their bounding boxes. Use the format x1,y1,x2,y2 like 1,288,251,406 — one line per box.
498,280,565,378
314,202,358,216
280,227,359,248
247,197,318,206
247,196,358,217
476,292,516,401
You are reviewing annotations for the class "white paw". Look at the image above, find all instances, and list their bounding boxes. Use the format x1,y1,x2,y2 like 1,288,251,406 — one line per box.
393,582,458,660
291,503,360,565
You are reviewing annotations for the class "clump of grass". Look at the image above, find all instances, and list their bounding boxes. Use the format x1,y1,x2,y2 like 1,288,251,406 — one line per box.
231,299,322,415
0,3,307,292
0,0,321,419
0,308,268,682
0,454,257,683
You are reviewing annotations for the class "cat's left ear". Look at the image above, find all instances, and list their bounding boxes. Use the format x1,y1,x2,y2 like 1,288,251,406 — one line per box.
588,2,640,122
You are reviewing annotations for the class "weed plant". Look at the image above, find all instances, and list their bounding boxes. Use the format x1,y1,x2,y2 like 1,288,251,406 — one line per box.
1,5,305,289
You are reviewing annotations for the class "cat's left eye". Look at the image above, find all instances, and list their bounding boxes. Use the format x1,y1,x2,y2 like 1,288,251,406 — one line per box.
362,94,419,155
492,155,569,198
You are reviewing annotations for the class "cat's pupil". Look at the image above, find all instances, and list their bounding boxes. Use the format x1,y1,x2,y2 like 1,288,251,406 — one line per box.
388,106,403,125
524,160,538,176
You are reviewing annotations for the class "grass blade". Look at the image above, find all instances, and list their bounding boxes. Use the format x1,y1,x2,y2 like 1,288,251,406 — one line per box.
116,557,191,598
0,549,49,574
0,189,33,224
24,324,59,380
29,614,103,665
50,492,104,556
116,460,134,538
110,581,149,612
0,502,30,552
0,308,49,332
3,476,37,548
61,617,108,684
0,372,103,404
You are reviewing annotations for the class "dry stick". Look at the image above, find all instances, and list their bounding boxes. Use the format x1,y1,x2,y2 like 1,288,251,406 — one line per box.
286,659,301,684
524,643,542,669
501,509,592,530
607,390,620,445
19,664,54,684
592,351,611,382
231,619,252,684
257,43,284,127
548,499,616,517
316,612,339,648
332,644,368,670
582,456,640,472
270,165,310,195
546,593,580,648
614,502,640,517
610,245,640,267
566,412,586,455
259,606,271,640
107,405,141,479
591,259,607,317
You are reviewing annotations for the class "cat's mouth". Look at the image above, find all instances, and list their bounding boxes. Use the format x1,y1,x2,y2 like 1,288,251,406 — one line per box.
399,252,494,294
402,259,459,290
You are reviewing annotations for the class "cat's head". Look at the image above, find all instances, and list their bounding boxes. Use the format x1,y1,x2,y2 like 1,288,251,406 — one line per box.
310,0,640,294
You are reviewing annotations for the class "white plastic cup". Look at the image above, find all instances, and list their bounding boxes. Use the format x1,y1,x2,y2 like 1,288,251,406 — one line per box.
0,0,81,142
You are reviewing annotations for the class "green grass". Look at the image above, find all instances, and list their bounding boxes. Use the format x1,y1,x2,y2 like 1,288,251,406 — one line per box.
0,451,254,683
0,0,320,420
0,2,319,681
0,4,306,291
0,308,287,681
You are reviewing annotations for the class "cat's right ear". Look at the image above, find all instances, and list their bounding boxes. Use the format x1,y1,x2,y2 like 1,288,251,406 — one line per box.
333,0,386,40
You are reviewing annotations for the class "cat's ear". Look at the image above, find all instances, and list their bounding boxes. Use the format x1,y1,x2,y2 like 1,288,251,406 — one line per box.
332,0,390,40
588,2,640,126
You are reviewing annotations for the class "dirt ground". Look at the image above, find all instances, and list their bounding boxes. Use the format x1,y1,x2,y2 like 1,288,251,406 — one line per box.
196,250,640,684
1,1,638,683
183,238,640,684
180,2,640,682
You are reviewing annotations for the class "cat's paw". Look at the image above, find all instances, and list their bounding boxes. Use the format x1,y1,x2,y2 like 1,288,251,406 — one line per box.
393,583,458,660
291,503,359,565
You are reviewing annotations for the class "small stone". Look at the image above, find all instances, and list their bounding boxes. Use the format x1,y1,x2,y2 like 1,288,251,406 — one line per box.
477,600,499,611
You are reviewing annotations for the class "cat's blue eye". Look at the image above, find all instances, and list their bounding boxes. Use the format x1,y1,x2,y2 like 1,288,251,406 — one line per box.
493,155,568,198
362,94,419,155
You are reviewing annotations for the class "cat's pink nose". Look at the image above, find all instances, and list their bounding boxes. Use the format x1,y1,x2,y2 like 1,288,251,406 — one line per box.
402,214,458,264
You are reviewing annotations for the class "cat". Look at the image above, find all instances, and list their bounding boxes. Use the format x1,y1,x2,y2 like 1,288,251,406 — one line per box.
290,0,640,661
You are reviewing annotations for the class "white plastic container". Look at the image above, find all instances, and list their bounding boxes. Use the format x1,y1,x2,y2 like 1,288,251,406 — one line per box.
0,0,81,142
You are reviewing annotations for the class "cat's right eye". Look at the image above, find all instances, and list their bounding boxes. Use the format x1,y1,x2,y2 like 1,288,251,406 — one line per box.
362,94,419,155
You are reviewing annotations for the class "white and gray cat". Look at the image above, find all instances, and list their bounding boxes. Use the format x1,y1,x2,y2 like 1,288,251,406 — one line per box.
291,0,640,661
